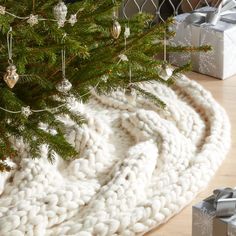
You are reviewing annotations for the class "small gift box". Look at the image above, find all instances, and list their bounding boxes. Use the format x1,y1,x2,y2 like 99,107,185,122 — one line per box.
169,0,236,79
192,188,236,236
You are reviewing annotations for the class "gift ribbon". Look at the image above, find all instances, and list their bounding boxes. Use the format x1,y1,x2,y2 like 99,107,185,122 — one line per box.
184,0,236,25
212,188,236,217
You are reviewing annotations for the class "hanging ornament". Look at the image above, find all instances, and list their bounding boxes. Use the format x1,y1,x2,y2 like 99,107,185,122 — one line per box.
53,1,68,28
56,78,72,93
4,65,19,89
56,34,72,93
157,30,173,81
0,5,6,15
27,14,39,26
158,64,173,81
3,27,19,89
111,7,121,39
68,14,77,26
111,20,121,39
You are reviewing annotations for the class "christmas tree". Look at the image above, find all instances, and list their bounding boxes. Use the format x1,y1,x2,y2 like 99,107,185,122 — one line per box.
0,0,210,171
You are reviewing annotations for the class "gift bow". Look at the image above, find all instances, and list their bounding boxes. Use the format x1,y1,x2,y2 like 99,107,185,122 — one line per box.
212,188,236,217
184,0,236,25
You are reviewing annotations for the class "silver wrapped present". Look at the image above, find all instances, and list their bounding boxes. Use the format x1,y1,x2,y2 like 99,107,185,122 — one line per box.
192,188,236,236
169,4,236,79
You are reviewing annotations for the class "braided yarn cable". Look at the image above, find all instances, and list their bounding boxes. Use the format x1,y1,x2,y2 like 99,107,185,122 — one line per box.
0,75,231,236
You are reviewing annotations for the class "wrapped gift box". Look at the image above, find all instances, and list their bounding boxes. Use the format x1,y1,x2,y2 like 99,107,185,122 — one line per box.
192,189,236,236
169,7,236,79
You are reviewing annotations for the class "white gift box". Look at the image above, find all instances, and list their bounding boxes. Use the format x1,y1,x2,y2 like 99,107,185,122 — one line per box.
193,197,236,236
169,7,236,79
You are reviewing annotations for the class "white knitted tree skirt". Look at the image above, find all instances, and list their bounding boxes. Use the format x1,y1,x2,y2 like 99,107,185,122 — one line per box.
0,75,231,236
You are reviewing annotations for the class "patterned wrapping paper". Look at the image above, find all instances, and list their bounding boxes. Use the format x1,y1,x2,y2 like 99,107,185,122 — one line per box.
169,7,236,80
192,199,236,236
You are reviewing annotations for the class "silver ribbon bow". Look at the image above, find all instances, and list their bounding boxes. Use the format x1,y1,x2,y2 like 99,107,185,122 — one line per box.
184,0,236,25
211,188,236,217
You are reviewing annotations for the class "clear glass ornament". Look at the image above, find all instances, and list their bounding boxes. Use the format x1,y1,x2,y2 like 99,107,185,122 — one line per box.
158,64,173,81
56,78,72,93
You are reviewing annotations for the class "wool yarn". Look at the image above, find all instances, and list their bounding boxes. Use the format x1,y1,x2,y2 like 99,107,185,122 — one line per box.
0,75,231,236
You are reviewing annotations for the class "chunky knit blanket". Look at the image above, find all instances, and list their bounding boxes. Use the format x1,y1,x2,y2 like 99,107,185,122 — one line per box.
0,75,231,236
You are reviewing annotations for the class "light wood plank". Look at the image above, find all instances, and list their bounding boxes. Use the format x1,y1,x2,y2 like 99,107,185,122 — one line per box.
145,72,236,236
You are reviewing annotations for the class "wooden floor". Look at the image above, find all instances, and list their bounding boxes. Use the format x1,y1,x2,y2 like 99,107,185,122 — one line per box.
145,72,236,236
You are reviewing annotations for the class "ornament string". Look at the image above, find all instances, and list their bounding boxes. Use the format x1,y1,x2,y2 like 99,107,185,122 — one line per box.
32,0,35,13
126,24,132,85
112,8,117,20
7,27,13,64
61,34,67,80
112,0,119,21
5,11,29,20
0,104,65,114
164,31,167,62
0,88,95,115
0,107,21,114
124,29,127,51
124,22,129,51
0,4,77,25
129,65,132,84
2,9,51,21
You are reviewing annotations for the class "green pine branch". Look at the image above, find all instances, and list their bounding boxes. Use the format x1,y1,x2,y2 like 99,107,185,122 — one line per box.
0,0,211,171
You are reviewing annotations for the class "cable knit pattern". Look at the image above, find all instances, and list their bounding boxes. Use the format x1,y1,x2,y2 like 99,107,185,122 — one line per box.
0,75,231,236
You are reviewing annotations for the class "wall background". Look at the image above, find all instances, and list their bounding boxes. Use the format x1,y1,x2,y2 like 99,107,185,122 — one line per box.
121,0,218,21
